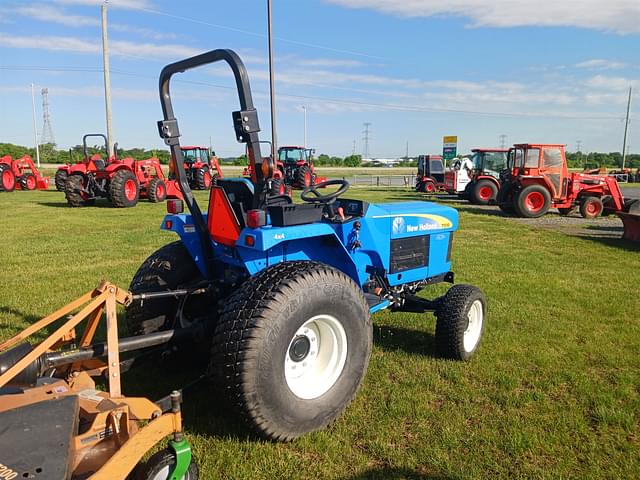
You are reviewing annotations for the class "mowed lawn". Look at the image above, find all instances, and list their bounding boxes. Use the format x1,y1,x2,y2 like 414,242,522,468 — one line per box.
1,186,639,480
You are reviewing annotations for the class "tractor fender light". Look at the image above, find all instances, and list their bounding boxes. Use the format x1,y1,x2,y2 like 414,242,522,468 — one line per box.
247,209,266,229
164,220,173,230
244,235,256,247
167,199,184,214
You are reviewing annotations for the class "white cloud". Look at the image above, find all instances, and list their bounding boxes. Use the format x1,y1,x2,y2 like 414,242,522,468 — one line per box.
0,32,201,59
13,4,98,26
53,0,152,9
575,59,628,69
325,0,640,34
584,74,638,90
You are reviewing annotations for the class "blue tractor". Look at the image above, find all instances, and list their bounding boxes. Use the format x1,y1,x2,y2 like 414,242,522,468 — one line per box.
127,50,487,442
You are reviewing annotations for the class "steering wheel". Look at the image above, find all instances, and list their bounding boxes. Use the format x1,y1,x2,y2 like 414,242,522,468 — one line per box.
301,179,350,204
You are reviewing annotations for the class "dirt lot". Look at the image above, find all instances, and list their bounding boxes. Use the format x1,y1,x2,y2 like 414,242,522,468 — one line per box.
436,195,629,241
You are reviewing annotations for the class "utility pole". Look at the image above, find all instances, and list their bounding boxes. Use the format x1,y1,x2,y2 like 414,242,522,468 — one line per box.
622,86,632,170
101,2,114,158
352,140,356,156
267,0,277,161
499,134,507,149
405,140,409,159
362,122,371,158
30,83,40,167
302,105,307,148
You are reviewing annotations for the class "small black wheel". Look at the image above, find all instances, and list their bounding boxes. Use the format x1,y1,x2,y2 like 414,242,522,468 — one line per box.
110,169,139,207
295,165,312,188
135,448,198,480
148,178,167,203
64,174,91,207
435,285,486,361
126,241,207,336
470,179,497,205
54,169,68,191
300,179,350,204
210,261,372,441
515,185,551,218
580,196,603,218
0,163,16,192
195,167,211,190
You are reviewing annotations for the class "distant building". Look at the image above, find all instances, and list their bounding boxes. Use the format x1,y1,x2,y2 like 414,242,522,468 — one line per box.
362,157,406,166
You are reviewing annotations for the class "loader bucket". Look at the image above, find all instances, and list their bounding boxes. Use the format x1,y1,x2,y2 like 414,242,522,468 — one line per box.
617,212,640,242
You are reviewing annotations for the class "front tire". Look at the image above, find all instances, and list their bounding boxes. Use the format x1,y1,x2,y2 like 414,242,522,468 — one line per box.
54,169,68,191
0,163,16,192
470,180,497,205
134,448,198,480
110,169,139,208
147,178,167,203
195,167,211,189
435,285,486,361
210,261,372,441
295,165,312,188
580,196,603,219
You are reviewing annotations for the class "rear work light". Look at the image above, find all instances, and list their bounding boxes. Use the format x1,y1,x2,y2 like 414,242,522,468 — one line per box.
247,209,266,229
167,199,184,214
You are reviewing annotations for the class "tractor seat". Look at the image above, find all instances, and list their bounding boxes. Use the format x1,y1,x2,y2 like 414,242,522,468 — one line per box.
0,395,79,479
218,178,254,211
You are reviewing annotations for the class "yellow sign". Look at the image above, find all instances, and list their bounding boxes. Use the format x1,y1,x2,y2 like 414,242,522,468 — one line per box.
443,136,458,144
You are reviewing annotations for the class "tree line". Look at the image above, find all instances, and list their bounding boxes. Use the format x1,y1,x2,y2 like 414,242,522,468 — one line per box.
1,142,638,170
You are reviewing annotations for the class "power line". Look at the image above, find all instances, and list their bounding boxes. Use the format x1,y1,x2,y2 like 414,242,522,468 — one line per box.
1,65,631,121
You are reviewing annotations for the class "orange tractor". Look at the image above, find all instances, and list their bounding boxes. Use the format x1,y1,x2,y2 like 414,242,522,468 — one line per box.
170,146,223,190
497,143,639,218
63,134,181,208
0,155,50,191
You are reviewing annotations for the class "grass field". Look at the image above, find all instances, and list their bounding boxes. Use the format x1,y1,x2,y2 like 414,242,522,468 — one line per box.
1,187,639,479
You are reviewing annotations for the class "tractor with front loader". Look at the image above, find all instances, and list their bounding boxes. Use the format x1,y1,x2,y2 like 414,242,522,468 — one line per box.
64,134,180,208
123,48,487,442
0,154,50,192
174,145,223,190
497,143,640,218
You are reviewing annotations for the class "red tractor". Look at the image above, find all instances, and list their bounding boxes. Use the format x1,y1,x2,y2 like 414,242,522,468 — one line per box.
174,146,223,190
415,154,446,193
54,134,118,191
64,134,179,207
461,148,508,205
497,143,639,218
0,155,50,191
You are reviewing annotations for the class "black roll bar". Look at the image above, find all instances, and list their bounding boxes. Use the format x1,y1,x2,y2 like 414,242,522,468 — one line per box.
82,133,108,160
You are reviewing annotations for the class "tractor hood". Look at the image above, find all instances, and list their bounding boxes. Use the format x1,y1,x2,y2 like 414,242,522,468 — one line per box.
366,201,458,239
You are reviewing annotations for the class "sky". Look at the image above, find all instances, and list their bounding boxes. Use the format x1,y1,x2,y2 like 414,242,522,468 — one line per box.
0,0,638,158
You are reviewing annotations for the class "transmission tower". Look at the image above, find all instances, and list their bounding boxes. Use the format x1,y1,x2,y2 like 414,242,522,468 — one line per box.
362,122,371,158
40,88,55,145
499,134,507,149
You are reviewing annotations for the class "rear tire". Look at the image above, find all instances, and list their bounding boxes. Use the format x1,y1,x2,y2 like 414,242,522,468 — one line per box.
134,448,198,480
54,169,68,191
210,261,372,441
269,178,286,196
515,185,551,218
470,180,497,205
147,178,167,203
0,164,16,192
195,167,211,189
579,196,603,218
110,169,139,208
126,241,205,336
435,285,486,361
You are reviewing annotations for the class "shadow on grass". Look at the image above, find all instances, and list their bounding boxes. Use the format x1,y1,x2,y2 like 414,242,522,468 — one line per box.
345,467,458,480
36,200,118,209
373,324,438,358
0,305,41,324
578,235,640,251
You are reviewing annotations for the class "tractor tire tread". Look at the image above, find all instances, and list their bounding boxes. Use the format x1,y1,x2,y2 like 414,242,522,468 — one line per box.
64,174,87,207
110,169,139,208
54,169,68,191
210,260,371,442
435,284,486,361
147,177,166,203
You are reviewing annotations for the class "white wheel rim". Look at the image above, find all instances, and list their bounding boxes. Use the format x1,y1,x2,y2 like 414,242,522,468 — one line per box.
463,300,483,353
284,314,348,400
150,465,184,480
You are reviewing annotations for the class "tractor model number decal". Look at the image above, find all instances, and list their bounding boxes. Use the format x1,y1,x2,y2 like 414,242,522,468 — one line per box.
183,224,195,233
273,233,285,240
0,463,18,479
376,214,453,231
